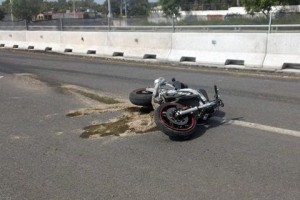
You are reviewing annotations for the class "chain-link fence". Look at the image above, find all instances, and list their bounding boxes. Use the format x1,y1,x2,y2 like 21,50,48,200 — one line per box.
1,10,300,33
0,20,27,30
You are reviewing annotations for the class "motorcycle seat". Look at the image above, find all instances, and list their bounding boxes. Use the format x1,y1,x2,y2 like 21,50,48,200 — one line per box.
172,80,188,90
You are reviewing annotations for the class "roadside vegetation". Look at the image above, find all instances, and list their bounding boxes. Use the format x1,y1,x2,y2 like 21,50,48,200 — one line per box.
0,0,299,26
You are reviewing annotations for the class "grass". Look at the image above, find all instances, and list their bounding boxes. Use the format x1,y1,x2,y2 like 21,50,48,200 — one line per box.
273,13,300,24
176,17,269,26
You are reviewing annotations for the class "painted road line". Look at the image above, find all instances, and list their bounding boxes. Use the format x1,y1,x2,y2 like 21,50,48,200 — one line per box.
228,120,300,137
0,76,3,79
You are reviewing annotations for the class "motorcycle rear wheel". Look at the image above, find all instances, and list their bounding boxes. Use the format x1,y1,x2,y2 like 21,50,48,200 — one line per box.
129,88,153,107
154,103,197,139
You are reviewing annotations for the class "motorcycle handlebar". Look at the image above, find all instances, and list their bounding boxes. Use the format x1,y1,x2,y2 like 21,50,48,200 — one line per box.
214,85,219,99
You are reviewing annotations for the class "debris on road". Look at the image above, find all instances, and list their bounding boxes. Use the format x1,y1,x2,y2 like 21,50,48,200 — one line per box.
13,73,157,139
80,107,157,138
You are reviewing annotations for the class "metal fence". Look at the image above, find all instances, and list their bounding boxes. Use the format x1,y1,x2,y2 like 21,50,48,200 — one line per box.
1,12,300,33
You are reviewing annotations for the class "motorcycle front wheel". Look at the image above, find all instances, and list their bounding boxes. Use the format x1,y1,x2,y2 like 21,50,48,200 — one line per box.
154,103,197,139
129,88,153,107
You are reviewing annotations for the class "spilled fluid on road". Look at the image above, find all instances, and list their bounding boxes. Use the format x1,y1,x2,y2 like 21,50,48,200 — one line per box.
63,86,157,139
14,73,158,139
79,107,157,138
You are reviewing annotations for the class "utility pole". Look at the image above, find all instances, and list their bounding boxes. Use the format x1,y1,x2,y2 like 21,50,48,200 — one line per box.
108,0,112,31
120,0,123,16
237,0,240,7
10,0,13,22
124,0,127,17
73,0,76,18
108,0,112,18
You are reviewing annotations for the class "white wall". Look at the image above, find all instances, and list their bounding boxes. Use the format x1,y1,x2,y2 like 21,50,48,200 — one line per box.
1,30,300,70
60,32,107,54
170,33,267,68
0,31,27,48
105,32,172,60
264,33,300,69
26,31,61,51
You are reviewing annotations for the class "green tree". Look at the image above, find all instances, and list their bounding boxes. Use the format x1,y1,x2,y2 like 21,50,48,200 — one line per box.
1,0,11,14
159,0,181,17
103,0,149,17
12,0,43,21
126,0,149,16
286,0,300,4
40,1,54,12
242,0,290,18
94,3,106,14
81,0,97,8
180,0,206,10
103,0,121,16
158,0,238,15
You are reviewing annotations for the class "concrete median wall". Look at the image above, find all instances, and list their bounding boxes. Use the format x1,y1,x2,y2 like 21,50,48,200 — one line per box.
105,32,172,60
60,32,107,54
263,33,300,70
1,30,300,70
26,31,61,51
170,33,267,68
0,31,27,48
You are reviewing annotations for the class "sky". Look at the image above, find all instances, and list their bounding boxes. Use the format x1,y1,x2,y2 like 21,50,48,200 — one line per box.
0,0,158,5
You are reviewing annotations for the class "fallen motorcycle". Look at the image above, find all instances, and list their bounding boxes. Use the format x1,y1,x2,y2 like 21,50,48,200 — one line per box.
129,77,224,139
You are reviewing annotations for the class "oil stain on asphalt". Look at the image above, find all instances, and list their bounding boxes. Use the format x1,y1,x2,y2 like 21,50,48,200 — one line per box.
80,107,157,139
15,73,157,139
61,84,157,139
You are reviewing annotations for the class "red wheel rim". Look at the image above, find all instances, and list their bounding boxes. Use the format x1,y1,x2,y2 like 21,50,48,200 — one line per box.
159,104,196,132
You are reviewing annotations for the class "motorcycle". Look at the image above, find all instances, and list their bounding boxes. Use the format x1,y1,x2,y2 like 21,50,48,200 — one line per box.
129,77,224,139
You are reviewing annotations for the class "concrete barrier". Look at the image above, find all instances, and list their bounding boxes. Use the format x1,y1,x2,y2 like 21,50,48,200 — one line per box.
263,33,300,70
26,31,61,51
105,32,172,61
60,32,107,55
169,33,267,68
1,30,300,71
0,31,27,49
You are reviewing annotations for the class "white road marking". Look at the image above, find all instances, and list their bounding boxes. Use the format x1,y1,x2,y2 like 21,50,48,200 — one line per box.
228,120,300,137
0,76,3,79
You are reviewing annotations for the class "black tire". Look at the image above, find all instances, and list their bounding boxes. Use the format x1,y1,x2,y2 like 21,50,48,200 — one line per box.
129,88,153,107
154,103,197,139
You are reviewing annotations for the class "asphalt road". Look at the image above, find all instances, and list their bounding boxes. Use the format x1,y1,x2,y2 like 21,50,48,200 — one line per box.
0,49,299,200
